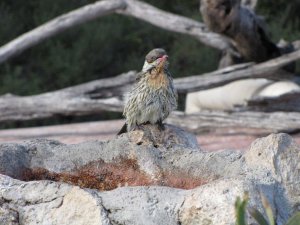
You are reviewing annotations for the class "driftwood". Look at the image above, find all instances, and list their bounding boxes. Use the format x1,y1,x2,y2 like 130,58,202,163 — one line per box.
1,46,300,122
167,111,300,134
0,0,230,64
176,48,300,93
200,0,280,66
241,92,300,112
0,0,126,64
0,71,136,122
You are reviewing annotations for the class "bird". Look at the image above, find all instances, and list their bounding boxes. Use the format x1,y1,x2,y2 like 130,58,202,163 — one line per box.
118,48,177,135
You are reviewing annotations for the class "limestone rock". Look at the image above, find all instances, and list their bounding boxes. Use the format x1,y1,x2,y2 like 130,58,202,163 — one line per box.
0,132,299,225
126,124,199,149
244,133,300,221
179,179,263,225
0,175,110,225
0,143,29,178
0,204,19,225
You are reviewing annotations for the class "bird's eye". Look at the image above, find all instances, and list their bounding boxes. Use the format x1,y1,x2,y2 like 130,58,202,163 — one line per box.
151,56,156,62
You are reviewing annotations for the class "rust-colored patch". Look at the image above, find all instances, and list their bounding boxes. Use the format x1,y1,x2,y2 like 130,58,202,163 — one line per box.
22,159,152,191
21,159,206,191
159,171,207,190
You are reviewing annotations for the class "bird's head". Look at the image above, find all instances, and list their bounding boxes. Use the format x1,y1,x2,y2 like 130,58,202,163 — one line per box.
142,48,169,73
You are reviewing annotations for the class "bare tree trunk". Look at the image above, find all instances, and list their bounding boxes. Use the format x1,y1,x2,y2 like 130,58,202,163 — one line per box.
0,0,230,64
200,0,280,65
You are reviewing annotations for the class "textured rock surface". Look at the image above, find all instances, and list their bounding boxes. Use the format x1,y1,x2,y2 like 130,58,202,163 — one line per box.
0,130,300,224
0,175,109,225
128,124,199,149
244,134,300,223
0,176,266,225
179,179,262,225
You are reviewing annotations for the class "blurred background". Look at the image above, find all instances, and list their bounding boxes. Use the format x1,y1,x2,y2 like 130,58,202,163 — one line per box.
0,0,299,128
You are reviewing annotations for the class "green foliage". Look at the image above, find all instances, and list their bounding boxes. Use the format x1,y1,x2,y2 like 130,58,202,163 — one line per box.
258,0,300,31
235,193,249,225
286,212,300,225
235,193,300,225
0,0,213,97
248,207,269,225
261,194,275,225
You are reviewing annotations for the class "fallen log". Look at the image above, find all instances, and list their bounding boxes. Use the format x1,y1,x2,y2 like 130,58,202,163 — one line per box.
167,111,300,134
240,91,300,112
0,71,136,122
176,48,300,93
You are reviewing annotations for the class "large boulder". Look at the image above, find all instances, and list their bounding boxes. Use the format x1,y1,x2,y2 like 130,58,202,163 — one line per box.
0,175,270,225
0,127,299,225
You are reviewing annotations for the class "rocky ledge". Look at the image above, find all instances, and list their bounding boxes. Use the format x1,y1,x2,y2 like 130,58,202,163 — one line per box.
0,124,299,225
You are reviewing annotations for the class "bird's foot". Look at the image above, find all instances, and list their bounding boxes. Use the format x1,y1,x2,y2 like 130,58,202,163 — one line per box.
157,120,165,132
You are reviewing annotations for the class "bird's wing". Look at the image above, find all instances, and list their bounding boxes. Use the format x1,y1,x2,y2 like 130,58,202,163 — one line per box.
166,70,178,99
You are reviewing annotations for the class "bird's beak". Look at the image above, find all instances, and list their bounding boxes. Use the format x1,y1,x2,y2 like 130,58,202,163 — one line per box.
160,55,168,61
157,55,168,70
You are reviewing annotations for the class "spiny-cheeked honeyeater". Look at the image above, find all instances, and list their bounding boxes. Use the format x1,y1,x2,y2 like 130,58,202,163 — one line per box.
118,48,177,135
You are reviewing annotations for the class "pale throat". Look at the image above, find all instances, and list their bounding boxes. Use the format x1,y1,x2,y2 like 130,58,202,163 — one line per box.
147,67,169,88
141,59,170,88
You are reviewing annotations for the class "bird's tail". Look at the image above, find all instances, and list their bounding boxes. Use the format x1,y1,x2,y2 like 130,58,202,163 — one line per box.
117,123,127,135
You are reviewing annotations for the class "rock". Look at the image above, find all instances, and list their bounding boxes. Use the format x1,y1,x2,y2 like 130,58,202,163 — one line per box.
244,133,300,222
0,131,300,224
0,204,19,225
0,175,264,225
47,187,110,225
0,143,29,178
126,123,199,149
0,124,224,191
0,175,283,225
98,186,185,225
0,175,109,225
179,178,263,225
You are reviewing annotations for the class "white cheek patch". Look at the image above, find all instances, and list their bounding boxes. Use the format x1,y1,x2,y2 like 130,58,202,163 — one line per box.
142,59,169,73
142,60,155,72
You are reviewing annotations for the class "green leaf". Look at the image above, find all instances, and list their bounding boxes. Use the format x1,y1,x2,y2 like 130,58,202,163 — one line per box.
261,194,275,225
286,212,300,225
248,207,270,225
235,194,249,225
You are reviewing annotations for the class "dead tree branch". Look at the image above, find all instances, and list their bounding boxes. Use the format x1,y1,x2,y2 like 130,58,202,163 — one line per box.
200,0,280,67
167,111,300,134
0,0,230,64
1,46,300,122
118,0,230,51
175,48,300,93
240,92,300,112
0,0,126,64
0,71,136,122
